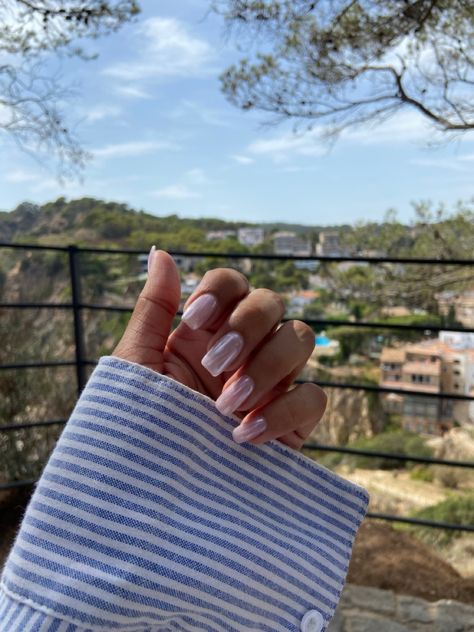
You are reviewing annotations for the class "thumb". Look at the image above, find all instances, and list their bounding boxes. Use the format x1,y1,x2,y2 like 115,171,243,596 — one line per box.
113,249,181,368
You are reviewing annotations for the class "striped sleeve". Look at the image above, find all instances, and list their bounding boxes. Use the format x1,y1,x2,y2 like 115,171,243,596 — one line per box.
0,356,369,632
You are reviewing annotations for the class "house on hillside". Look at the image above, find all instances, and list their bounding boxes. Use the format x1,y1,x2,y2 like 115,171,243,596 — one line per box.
380,335,474,435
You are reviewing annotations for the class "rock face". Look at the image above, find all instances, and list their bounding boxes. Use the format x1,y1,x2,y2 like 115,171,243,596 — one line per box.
427,427,474,461
328,585,474,632
308,387,382,445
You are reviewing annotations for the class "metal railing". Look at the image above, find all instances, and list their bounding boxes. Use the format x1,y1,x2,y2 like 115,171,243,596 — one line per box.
1,242,474,534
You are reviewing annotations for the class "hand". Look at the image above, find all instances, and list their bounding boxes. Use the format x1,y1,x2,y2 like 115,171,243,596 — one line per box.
113,249,327,448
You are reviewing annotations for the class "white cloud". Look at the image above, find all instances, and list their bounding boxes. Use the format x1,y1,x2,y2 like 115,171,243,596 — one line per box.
114,85,150,99
93,140,178,159
410,157,470,172
232,154,255,165
185,168,211,185
5,169,40,183
247,129,325,163
84,104,122,123
168,100,230,127
153,184,201,199
103,17,213,82
344,109,436,145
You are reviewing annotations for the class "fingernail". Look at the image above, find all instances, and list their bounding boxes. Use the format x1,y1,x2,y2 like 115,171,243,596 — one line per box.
147,245,156,276
215,375,255,416
182,293,218,330
201,331,244,377
233,417,267,444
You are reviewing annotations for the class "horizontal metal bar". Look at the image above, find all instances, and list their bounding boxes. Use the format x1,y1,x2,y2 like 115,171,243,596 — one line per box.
1,361,471,403
0,302,73,310
0,242,68,252
79,303,134,313
303,317,474,334
0,419,67,432
3,303,473,336
367,512,474,532
0,478,470,531
0,360,77,371
302,379,474,401
1,243,473,265
303,443,474,468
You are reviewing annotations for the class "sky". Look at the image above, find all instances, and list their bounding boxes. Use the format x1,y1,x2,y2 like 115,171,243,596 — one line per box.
0,0,473,226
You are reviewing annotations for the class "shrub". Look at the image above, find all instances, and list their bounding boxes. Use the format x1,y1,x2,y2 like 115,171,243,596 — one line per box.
410,465,434,482
349,430,433,470
406,494,474,545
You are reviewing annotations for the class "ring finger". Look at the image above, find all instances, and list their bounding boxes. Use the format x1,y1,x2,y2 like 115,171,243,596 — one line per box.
214,319,315,417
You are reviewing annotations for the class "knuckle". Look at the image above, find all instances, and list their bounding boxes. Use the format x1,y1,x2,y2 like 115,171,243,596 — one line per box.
300,382,328,414
251,288,286,315
203,267,249,293
291,320,316,349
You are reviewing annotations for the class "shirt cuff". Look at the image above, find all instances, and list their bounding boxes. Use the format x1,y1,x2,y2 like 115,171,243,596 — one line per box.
0,356,369,632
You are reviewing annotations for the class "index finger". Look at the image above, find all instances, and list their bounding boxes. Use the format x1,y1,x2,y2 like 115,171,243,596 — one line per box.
181,267,249,332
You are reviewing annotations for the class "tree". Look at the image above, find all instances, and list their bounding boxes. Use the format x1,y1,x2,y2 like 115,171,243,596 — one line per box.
0,1,140,177
331,200,474,313
213,1,474,138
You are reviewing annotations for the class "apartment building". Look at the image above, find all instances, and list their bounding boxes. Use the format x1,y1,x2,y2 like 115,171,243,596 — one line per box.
380,334,474,435
273,231,312,256
238,227,264,247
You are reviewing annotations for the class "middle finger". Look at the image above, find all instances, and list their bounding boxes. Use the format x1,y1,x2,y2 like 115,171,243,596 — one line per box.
201,288,286,377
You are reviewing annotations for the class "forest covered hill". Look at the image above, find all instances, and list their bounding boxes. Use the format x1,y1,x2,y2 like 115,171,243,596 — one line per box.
0,197,347,251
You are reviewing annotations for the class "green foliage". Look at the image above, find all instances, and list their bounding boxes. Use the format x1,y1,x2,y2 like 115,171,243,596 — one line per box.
348,430,433,470
406,494,474,545
304,429,433,472
410,465,434,483
1,3,140,177
215,1,474,136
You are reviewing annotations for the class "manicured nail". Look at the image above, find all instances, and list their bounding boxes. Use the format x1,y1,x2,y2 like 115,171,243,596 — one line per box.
233,417,267,444
182,293,218,330
147,245,156,276
215,375,255,416
201,331,244,377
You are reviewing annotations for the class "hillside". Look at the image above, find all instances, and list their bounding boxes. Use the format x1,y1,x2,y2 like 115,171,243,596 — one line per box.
0,197,346,250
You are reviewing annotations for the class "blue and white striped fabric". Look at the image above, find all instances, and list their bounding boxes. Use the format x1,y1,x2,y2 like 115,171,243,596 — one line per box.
0,356,369,632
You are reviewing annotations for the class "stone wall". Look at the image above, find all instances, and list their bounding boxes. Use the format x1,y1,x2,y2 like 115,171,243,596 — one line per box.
328,585,474,632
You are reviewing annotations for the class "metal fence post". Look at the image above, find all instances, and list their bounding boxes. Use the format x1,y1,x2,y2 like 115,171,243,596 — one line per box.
68,245,87,396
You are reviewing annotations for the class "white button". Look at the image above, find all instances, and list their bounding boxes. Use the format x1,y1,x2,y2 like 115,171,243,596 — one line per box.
300,609,324,632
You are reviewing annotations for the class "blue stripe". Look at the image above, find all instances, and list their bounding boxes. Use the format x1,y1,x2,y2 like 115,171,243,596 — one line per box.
10,545,286,632
79,392,363,529
22,509,304,622
98,358,370,504
28,491,339,611
1,357,368,632
87,377,368,517
46,454,348,580
54,435,350,564
63,420,355,553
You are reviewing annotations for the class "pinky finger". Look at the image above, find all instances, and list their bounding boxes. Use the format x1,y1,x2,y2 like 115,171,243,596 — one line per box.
232,383,327,449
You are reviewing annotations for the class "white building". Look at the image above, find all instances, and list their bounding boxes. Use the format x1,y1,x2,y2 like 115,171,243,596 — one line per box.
273,231,312,256
238,227,264,248
316,230,348,257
